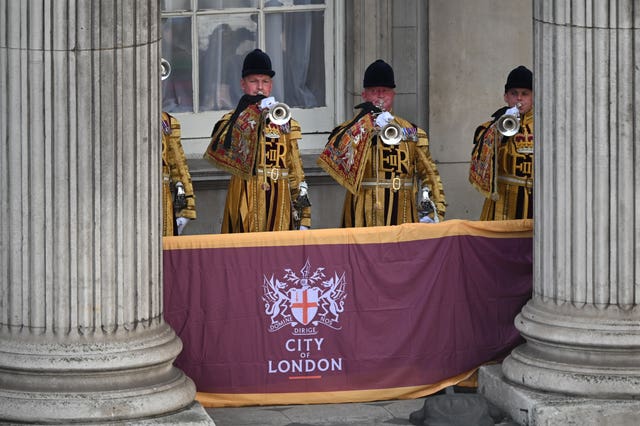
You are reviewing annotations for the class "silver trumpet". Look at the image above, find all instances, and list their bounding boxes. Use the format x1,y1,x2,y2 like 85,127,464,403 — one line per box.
419,187,439,223
160,58,172,81
267,103,291,126
173,181,187,211
495,103,521,136
379,122,403,145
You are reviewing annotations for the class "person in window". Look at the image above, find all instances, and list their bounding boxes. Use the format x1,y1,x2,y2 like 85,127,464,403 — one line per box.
203,48,311,233
162,111,196,236
469,65,534,220
215,27,256,110
317,59,446,227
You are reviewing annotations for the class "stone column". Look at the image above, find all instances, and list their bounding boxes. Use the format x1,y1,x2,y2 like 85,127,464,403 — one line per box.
0,1,196,423
503,0,640,397
479,0,640,419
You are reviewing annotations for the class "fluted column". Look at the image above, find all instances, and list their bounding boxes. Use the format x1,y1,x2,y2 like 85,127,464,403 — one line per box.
0,1,195,423
502,0,640,396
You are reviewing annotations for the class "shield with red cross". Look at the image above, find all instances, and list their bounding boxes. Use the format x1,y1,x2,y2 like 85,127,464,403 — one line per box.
290,287,319,325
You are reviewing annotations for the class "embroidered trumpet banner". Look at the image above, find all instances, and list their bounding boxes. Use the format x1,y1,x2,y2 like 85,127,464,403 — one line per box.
163,219,533,407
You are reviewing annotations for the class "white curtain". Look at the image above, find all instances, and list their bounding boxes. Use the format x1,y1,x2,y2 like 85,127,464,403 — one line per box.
266,10,324,108
161,2,325,113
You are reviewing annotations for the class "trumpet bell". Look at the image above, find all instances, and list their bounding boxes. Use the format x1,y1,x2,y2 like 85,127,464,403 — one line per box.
379,122,403,145
160,58,171,81
267,103,291,126
496,114,519,137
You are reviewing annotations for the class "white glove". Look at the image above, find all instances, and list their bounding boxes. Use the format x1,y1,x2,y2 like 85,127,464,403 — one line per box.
176,217,190,235
299,225,310,230
505,105,520,116
375,111,394,127
260,96,277,109
419,216,435,224
299,181,308,197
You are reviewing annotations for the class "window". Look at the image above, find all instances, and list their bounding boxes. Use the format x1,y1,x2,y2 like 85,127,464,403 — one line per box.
160,0,339,143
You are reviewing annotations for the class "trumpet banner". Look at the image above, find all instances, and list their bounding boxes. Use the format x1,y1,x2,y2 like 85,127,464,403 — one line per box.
469,124,498,198
316,113,376,195
163,219,533,407
203,104,262,180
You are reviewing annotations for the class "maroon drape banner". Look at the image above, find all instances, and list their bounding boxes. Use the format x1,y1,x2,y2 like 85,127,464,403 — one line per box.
163,219,533,407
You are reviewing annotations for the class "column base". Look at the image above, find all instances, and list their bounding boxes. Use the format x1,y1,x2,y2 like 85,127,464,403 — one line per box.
0,323,197,423
0,371,197,424
0,401,216,425
503,343,640,397
111,402,216,425
479,364,640,426
503,300,640,397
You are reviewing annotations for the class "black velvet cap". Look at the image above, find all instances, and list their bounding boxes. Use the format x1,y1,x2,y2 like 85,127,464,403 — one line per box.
242,49,275,78
504,65,532,91
363,59,396,88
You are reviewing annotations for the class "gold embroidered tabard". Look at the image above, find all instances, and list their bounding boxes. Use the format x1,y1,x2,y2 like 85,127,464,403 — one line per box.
378,138,412,175
260,126,288,168
500,134,533,183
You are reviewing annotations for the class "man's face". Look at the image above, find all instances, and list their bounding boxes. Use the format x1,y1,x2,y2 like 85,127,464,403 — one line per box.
241,74,273,97
504,88,533,114
361,86,395,111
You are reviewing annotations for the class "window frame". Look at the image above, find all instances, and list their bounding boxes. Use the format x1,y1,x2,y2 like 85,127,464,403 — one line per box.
161,0,343,151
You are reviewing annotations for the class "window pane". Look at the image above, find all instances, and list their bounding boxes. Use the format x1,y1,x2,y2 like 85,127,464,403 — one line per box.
198,14,257,111
162,17,194,113
265,11,325,108
161,0,192,12
198,0,258,9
